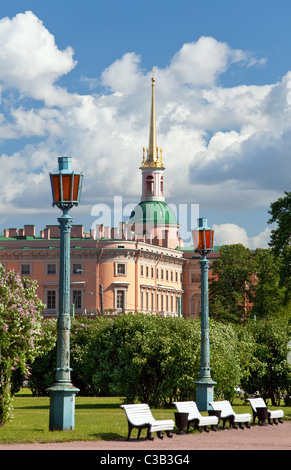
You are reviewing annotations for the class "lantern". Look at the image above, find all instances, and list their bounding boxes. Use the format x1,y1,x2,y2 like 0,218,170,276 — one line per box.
192,218,214,254
50,156,83,210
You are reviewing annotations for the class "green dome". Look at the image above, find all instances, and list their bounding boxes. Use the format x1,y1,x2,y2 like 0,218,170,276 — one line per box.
128,201,178,227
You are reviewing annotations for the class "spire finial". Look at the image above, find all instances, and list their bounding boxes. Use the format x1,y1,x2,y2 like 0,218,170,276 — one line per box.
140,68,164,169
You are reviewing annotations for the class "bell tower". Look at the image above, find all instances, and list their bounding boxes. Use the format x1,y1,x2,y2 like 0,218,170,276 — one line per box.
127,69,179,249
140,68,165,203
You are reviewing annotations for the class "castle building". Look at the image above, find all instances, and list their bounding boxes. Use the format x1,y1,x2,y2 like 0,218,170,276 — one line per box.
1,73,212,317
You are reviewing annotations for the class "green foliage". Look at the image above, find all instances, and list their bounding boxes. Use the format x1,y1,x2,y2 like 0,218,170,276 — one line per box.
252,249,287,318
26,314,291,408
209,244,254,323
241,316,291,405
82,315,247,406
209,321,252,401
86,315,201,407
27,319,57,396
268,190,291,300
0,266,53,425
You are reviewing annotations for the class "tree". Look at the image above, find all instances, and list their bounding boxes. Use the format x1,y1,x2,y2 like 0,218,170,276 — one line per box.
252,249,287,318
268,190,291,301
209,244,254,323
242,317,291,405
0,266,50,425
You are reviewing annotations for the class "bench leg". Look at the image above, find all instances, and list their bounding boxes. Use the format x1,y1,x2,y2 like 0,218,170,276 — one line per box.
157,431,164,439
127,424,133,441
146,429,154,440
166,431,173,438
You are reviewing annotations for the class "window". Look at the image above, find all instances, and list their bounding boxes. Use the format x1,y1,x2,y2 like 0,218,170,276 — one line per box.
151,267,154,279
47,263,56,275
73,264,82,274
161,269,164,281
72,290,82,309
171,271,173,282
146,175,154,195
116,290,125,310
117,263,125,275
191,273,200,283
192,295,201,316
141,265,144,276
47,290,56,310
115,262,127,276
166,270,169,281
21,264,30,275
156,268,159,280
146,266,149,278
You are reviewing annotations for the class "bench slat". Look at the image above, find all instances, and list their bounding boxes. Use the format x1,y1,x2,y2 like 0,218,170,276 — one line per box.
121,404,174,440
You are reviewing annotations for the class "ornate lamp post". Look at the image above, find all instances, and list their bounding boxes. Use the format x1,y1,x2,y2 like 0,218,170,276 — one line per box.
46,156,83,430
192,217,216,411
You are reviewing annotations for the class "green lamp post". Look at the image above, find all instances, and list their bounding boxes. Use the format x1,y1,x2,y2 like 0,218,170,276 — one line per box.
46,156,83,430
192,217,216,411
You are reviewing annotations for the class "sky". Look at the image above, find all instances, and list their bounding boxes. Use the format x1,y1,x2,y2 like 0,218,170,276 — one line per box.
0,0,291,248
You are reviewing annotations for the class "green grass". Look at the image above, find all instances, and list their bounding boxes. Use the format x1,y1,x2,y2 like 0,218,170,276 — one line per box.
0,389,290,444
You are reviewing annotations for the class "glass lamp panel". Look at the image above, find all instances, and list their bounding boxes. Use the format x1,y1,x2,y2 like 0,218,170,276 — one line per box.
72,174,81,201
52,174,61,203
61,174,73,201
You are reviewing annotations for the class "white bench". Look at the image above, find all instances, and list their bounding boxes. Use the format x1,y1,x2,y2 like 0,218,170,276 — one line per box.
120,404,175,440
209,400,251,429
174,401,219,432
247,398,284,425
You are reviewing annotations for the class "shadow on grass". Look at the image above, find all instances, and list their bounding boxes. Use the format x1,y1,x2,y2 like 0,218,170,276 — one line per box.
89,433,124,441
15,403,121,411
75,403,121,410
15,405,49,410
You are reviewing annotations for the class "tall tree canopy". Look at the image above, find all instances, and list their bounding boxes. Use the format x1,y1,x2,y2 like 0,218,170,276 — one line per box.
268,190,291,301
209,244,254,323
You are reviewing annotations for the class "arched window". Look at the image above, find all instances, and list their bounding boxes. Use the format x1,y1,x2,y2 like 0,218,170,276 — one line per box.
191,294,201,316
146,175,154,195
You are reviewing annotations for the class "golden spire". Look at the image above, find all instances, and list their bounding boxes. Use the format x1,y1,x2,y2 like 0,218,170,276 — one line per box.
141,67,164,168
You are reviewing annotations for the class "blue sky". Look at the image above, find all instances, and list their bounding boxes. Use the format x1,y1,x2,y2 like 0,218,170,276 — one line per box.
0,1,291,247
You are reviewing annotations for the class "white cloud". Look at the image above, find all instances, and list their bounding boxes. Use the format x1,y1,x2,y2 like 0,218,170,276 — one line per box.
0,11,78,106
213,223,271,249
169,36,247,86
0,13,288,247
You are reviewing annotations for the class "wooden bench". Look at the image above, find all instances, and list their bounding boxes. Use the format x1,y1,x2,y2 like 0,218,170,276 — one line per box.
174,401,219,432
209,400,251,429
247,398,284,425
120,404,175,440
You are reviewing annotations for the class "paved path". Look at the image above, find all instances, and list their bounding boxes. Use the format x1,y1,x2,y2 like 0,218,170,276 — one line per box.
0,421,290,450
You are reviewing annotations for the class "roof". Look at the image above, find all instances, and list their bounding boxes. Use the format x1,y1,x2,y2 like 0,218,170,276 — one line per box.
128,201,178,227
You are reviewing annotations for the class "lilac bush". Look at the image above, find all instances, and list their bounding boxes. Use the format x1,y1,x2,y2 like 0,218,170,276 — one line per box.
0,265,50,425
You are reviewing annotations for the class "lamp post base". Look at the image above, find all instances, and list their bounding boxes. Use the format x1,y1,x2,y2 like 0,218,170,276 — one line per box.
47,384,80,431
195,380,216,412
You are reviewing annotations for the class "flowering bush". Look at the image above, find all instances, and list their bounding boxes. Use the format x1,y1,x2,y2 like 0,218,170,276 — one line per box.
0,265,49,425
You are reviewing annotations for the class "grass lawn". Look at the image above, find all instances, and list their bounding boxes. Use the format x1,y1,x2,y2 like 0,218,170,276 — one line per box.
0,389,290,444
